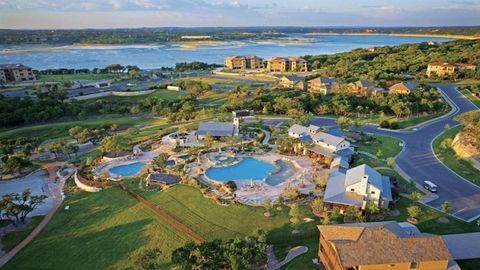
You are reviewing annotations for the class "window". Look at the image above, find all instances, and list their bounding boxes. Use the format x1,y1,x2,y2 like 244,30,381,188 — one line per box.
410,261,417,269
371,191,375,194
350,189,355,192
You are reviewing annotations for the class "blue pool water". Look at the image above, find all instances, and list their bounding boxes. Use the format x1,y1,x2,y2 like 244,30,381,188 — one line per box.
109,162,145,177
166,160,176,167
205,157,276,181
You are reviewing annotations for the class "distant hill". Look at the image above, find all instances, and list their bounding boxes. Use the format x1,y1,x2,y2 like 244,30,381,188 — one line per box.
0,26,479,45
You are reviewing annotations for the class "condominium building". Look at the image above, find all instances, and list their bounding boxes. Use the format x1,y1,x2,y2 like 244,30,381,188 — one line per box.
267,56,308,72
426,62,476,77
318,221,452,270
0,64,36,82
224,55,263,70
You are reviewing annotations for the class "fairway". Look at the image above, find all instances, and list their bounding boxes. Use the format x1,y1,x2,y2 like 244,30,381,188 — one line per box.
3,187,191,270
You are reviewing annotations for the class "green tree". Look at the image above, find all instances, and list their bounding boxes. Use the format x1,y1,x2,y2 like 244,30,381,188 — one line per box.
133,248,163,270
311,198,324,216
366,200,381,221
152,153,170,172
337,116,351,130
289,203,300,227
283,187,299,201
441,201,451,215
376,149,383,159
410,191,423,202
130,105,141,114
0,189,47,226
99,135,128,157
407,205,421,220
387,157,395,168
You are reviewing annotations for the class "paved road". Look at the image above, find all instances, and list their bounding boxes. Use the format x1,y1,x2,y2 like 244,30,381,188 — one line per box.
311,84,480,221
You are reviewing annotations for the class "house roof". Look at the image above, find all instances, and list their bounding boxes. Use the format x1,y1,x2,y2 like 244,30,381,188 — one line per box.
355,80,374,88
280,75,305,82
318,221,452,267
309,77,338,85
345,164,383,189
311,131,345,147
148,173,180,184
390,82,417,92
197,122,234,137
323,165,392,207
0,63,32,70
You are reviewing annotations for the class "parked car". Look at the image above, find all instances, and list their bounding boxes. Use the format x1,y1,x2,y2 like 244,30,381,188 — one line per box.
423,180,438,193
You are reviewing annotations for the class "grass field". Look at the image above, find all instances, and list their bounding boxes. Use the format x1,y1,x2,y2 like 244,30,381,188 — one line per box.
98,90,185,103
1,216,44,252
4,182,320,270
196,91,228,108
432,126,480,185
459,88,480,108
38,73,121,82
0,115,155,142
3,187,192,270
356,134,403,158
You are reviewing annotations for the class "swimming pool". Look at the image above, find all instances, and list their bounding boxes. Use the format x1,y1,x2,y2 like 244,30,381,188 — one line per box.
109,162,145,177
205,157,276,181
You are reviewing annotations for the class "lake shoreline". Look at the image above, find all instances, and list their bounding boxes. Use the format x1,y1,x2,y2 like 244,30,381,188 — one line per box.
306,32,479,40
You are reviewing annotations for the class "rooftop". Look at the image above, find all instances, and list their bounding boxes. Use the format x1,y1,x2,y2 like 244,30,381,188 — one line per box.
197,122,234,137
0,63,33,70
148,173,181,184
319,221,452,267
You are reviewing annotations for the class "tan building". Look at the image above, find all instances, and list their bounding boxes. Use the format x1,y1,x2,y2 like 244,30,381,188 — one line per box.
0,64,36,82
318,221,452,270
347,80,375,96
307,76,339,95
267,56,308,72
389,82,417,95
426,62,476,77
277,76,306,90
224,55,263,70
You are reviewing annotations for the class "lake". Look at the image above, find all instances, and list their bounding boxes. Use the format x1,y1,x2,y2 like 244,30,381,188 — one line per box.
0,34,452,70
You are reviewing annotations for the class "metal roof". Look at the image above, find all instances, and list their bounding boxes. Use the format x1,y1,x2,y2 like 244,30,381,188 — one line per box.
197,122,234,137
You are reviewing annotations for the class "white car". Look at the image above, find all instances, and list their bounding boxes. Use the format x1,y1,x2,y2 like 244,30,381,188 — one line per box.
423,180,438,193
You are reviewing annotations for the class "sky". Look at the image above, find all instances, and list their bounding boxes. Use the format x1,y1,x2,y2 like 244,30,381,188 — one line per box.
1,0,480,29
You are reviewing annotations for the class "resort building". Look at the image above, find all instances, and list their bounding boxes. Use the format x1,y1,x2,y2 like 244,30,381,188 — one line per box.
426,62,477,77
323,164,392,211
288,124,353,168
277,75,306,90
0,63,36,82
197,122,235,140
318,221,452,270
267,57,308,72
224,55,263,70
307,77,339,95
389,82,417,95
146,173,181,188
347,79,375,96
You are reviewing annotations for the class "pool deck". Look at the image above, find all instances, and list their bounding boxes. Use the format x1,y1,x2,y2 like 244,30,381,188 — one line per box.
187,152,323,206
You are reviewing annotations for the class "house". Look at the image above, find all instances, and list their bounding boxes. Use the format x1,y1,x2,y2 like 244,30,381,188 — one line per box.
277,75,306,90
167,85,182,91
389,82,417,95
232,109,254,119
0,64,36,82
307,77,339,95
146,173,180,188
370,87,387,96
366,46,380,52
224,55,263,70
318,221,452,270
197,122,234,140
323,164,392,211
426,62,477,77
267,56,308,72
347,79,375,96
288,124,353,168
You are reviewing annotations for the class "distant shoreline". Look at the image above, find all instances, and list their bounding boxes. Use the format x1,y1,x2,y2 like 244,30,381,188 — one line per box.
306,32,480,40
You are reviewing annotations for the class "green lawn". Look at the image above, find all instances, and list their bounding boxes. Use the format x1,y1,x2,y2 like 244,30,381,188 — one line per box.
98,90,185,103
432,126,480,185
1,216,44,252
0,115,154,142
356,134,402,158
395,111,448,129
351,154,387,168
458,259,480,270
389,198,479,235
459,88,480,108
38,73,121,82
3,187,192,270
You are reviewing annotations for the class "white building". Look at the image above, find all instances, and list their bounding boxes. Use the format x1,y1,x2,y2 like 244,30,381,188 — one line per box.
288,124,350,153
324,164,393,210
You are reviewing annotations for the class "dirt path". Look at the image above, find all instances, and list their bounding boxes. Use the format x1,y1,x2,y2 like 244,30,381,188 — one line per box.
118,183,204,244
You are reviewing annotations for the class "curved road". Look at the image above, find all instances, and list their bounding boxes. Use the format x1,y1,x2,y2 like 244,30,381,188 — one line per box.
310,84,480,222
